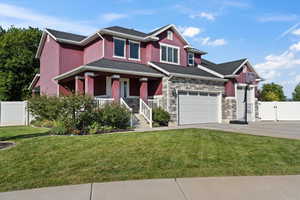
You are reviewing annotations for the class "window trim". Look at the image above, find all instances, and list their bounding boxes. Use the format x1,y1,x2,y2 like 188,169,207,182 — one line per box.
113,37,126,59
128,40,141,61
167,31,173,40
188,52,194,66
159,42,180,65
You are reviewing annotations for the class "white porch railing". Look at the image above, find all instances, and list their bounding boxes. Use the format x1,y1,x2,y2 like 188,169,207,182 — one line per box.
120,98,133,127
95,98,114,107
139,99,152,128
148,99,160,109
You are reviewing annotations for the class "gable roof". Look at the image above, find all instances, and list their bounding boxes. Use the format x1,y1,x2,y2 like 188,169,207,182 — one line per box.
104,26,148,37
36,24,206,58
46,28,87,42
149,62,226,81
201,58,247,76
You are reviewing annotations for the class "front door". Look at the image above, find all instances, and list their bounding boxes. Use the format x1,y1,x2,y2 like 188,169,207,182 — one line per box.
120,79,129,98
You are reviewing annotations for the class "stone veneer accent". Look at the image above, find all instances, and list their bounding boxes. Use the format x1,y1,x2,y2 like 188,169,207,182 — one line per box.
222,98,237,122
161,77,225,122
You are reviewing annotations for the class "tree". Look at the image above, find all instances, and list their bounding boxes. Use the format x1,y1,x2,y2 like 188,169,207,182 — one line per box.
292,84,300,101
0,26,42,101
260,83,286,101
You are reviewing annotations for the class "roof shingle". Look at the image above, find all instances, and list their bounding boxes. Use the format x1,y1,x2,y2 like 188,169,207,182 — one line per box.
151,62,220,78
201,58,247,75
46,28,87,42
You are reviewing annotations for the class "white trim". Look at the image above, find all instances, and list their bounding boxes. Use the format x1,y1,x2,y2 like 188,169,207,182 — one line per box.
113,37,126,59
148,62,170,76
159,43,180,65
97,33,105,58
128,40,140,61
188,52,194,66
28,74,40,90
232,59,260,79
171,73,227,82
53,65,163,81
147,24,191,46
197,65,224,78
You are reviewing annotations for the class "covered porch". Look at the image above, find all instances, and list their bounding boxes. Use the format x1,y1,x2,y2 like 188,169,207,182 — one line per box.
57,71,163,111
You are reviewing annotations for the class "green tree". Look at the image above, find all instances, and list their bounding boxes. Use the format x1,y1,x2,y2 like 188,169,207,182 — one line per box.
292,84,300,101
260,83,286,101
0,26,42,101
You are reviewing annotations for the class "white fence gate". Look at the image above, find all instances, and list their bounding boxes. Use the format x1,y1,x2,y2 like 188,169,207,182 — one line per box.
258,101,300,121
0,101,30,126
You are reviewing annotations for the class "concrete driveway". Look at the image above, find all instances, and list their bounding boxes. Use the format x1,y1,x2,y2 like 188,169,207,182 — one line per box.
1,176,300,200
192,121,300,140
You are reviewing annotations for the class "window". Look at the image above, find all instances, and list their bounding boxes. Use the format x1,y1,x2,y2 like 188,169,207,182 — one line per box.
188,53,194,66
113,38,126,58
129,41,140,60
167,31,173,40
160,44,179,64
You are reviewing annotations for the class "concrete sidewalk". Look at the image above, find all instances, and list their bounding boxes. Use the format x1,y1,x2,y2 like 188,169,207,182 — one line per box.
1,175,300,200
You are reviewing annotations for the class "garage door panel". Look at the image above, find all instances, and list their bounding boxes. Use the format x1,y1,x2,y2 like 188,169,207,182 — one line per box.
179,93,219,125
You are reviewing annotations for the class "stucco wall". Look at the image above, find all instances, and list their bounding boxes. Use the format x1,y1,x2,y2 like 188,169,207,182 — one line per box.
84,38,103,64
40,36,60,96
60,44,83,74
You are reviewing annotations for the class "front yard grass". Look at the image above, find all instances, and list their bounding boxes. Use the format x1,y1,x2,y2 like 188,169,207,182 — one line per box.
1,126,300,192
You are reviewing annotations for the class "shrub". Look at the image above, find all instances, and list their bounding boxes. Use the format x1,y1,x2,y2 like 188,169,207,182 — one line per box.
152,107,170,126
50,121,69,135
28,96,63,121
99,103,131,129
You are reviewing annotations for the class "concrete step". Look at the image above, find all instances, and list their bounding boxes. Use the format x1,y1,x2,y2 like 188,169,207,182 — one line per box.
133,113,150,128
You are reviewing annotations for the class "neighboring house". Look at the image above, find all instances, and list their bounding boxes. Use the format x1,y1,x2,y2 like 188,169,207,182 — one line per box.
29,24,261,125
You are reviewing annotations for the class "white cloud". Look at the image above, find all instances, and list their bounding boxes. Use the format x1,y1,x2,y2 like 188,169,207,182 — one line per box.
258,14,298,23
197,37,227,46
101,13,128,22
278,23,300,39
190,12,215,21
255,48,300,82
0,3,97,35
290,41,300,51
292,29,300,36
179,26,202,38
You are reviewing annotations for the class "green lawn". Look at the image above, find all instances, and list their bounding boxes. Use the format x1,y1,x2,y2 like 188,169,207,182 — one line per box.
1,126,300,192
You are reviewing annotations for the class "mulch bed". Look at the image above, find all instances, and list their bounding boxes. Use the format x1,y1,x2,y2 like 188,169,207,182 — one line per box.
0,142,15,150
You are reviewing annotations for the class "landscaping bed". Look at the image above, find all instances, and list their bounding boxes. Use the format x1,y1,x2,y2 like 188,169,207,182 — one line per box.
1,126,300,192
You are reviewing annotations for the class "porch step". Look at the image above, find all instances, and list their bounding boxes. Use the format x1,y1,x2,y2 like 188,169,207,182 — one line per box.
124,98,139,113
133,113,149,128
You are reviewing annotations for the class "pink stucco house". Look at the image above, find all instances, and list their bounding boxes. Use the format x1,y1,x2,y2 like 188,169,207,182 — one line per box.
29,24,261,126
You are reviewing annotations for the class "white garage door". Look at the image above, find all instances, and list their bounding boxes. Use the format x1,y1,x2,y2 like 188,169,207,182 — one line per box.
236,86,255,122
178,91,220,125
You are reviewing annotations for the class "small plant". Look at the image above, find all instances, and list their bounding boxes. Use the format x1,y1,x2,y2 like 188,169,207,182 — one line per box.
50,121,69,135
31,119,55,128
152,107,170,126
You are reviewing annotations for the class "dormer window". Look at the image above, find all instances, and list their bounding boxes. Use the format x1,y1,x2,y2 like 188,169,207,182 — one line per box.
167,31,173,40
113,37,126,58
160,43,179,64
188,52,194,66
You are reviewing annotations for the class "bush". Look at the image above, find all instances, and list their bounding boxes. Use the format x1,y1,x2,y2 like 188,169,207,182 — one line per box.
50,121,69,135
99,103,131,129
31,119,55,128
152,107,170,126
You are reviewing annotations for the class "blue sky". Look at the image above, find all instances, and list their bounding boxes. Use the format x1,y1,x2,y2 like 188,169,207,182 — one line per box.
1,0,300,97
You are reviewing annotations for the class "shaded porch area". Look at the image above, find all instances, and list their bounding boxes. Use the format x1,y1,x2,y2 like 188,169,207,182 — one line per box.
58,71,163,112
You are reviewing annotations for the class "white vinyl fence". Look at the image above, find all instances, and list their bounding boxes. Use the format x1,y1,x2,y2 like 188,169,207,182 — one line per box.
0,101,31,126
258,101,300,121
